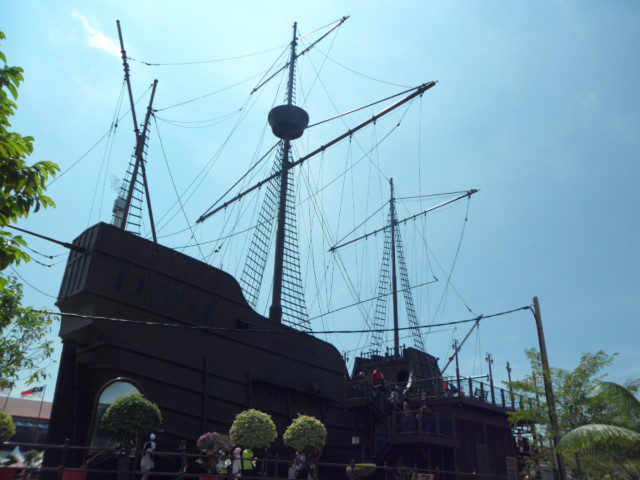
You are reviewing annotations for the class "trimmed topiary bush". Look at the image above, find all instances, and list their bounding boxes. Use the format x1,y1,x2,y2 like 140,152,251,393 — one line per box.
0,409,16,442
283,415,327,455
229,409,277,450
101,393,162,449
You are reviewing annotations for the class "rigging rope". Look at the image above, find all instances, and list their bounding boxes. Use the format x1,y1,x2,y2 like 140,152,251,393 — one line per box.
432,197,472,320
313,46,412,88
153,116,207,262
155,72,264,112
399,199,477,316
87,79,126,225
48,83,154,187
154,110,240,129
129,43,289,66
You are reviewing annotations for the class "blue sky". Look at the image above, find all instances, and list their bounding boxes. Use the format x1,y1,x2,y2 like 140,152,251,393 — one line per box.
2,1,639,402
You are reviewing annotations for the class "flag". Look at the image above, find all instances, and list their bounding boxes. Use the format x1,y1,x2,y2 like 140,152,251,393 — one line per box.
20,386,44,398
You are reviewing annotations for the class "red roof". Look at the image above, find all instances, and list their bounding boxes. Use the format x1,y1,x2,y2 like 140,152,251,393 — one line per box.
2,397,52,420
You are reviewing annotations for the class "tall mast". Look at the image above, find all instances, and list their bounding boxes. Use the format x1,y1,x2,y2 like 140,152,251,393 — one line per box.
389,178,400,356
269,22,298,323
115,20,158,242
117,20,140,141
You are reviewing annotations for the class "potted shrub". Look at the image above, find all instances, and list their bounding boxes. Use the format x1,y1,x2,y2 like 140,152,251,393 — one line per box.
0,409,17,480
196,432,231,480
283,415,327,480
345,463,376,480
229,409,277,477
100,393,162,480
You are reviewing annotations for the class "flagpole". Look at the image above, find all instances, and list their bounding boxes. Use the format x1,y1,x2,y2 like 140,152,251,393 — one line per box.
33,385,46,444
2,387,11,410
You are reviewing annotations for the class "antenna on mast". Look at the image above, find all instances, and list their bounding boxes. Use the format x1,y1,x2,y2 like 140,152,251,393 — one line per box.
112,20,158,242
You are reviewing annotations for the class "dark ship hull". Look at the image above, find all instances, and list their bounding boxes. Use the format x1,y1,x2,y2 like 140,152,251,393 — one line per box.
48,222,522,478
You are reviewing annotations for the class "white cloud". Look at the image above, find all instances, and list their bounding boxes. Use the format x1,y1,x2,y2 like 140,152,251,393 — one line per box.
71,10,121,58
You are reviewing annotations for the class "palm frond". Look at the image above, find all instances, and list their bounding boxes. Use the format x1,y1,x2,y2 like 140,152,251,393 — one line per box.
593,382,640,416
558,424,640,456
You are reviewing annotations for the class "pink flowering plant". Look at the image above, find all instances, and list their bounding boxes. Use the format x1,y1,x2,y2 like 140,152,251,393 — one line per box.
196,432,231,473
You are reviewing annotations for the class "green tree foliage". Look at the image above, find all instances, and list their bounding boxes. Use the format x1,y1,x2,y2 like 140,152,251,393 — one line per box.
0,277,54,384
101,394,162,451
0,31,59,386
510,349,640,479
0,408,16,442
229,409,277,450
0,31,59,271
557,382,640,478
283,415,327,455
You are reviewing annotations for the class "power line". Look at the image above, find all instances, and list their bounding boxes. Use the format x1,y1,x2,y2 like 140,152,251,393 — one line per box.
33,305,531,335
22,244,66,260
9,266,57,299
308,276,437,322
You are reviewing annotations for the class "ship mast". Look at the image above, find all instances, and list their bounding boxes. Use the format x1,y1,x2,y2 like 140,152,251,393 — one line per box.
330,186,478,356
270,22,298,323
194,20,440,329
114,20,158,242
389,178,400,356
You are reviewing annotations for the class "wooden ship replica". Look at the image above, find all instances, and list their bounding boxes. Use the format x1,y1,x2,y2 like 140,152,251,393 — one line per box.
46,18,533,480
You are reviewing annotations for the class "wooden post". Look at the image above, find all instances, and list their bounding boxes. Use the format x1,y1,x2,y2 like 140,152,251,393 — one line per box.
506,362,515,409
179,448,187,480
485,353,495,404
533,296,567,480
58,439,69,480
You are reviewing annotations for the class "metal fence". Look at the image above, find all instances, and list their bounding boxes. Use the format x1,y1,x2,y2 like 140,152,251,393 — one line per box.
0,441,511,480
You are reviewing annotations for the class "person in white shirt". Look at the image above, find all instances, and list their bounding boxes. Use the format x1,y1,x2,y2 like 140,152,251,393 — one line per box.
140,433,156,480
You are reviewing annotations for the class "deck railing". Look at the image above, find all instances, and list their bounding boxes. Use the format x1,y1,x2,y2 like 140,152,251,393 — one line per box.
346,376,535,412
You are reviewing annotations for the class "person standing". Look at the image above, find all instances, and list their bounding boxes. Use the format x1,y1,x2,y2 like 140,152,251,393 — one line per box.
174,440,186,479
372,368,384,388
232,448,242,479
389,385,401,410
242,448,254,475
140,433,156,480
417,404,430,433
